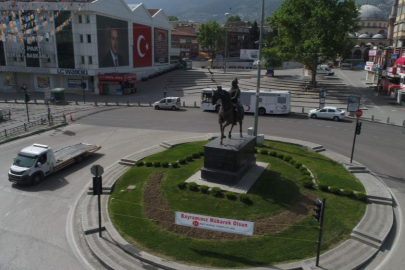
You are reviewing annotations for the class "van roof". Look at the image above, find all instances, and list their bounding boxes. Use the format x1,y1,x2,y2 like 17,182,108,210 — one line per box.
20,145,48,156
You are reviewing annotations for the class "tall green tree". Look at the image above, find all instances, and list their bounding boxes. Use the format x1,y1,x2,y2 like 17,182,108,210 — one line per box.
197,21,225,67
268,0,360,86
167,15,179,21
244,21,260,49
227,15,241,22
262,47,284,77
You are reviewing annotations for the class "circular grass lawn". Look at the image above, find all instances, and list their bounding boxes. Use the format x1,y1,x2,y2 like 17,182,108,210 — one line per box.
109,140,366,268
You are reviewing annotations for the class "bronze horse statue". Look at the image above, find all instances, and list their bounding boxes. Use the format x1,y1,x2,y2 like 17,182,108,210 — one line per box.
211,86,244,145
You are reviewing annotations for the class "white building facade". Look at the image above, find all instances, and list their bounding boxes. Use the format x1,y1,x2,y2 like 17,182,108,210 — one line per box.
0,0,172,95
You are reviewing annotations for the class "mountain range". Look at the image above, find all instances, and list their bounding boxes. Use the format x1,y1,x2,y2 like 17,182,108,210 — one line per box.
125,0,394,23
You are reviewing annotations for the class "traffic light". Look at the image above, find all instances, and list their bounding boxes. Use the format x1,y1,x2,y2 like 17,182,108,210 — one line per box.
25,93,31,103
313,199,323,222
356,122,362,135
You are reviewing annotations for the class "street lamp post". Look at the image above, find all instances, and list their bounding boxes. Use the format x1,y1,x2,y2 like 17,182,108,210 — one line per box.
253,0,265,136
224,13,230,73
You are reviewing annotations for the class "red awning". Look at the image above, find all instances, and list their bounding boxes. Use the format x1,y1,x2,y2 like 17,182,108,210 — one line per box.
395,57,405,66
98,73,137,82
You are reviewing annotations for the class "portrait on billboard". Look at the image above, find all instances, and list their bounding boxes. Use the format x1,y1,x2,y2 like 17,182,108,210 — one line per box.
96,15,129,68
154,28,168,64
133,23,152,67
37,76,51,89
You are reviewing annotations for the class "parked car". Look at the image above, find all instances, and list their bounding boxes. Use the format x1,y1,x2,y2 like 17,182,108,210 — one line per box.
317,65,334,76
308,107,345,121
153,97,181,110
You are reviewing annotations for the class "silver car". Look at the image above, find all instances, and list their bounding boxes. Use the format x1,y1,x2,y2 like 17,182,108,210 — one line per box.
153,97,181,111
308,107,345,121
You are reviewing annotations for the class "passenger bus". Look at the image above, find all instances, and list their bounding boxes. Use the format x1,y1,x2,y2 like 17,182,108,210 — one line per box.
201,88,291,115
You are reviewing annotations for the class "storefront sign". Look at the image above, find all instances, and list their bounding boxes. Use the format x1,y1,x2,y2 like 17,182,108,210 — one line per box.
37,76,50,89
347,96,360,112
57,69,88,76
369,50,376,57
98,73,137,82
0,66,50,73
388,67,397,76
365,65,374,71
391,54,399,60
175,212,254,236
68,79,89,90
366,61,374,66
6,45,53,59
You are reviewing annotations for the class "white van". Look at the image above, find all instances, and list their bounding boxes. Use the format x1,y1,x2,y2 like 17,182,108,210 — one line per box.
317,65,334,76
153,97,181,110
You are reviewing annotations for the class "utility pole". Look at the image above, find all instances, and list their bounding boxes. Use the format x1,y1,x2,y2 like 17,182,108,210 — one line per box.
82,76,86,104
224,12,230,73
24,93,31,122
253,0,265,136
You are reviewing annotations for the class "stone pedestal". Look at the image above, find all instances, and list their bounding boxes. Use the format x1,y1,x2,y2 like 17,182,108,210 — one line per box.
200,135,256,185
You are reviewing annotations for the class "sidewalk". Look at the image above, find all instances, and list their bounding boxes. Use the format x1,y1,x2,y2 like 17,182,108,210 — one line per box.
78,133,394,270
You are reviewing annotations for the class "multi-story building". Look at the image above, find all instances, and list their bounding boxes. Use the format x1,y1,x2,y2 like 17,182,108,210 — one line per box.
0,0,172,95
171,29,198,60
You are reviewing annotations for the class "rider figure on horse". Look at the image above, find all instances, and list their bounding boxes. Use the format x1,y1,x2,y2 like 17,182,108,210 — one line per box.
230,78,241,124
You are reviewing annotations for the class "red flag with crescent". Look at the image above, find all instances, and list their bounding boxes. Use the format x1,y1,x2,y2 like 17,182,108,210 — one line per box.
133,23,152,67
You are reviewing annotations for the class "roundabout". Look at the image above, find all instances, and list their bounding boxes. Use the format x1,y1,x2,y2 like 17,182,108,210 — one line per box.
81,133,392,269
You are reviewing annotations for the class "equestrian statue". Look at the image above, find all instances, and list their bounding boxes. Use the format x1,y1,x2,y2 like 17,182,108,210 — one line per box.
211,78,244,145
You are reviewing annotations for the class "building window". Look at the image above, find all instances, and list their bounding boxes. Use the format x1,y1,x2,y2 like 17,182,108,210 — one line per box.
78,15,82,23
46,37,49,42
398,7,401,16
81,56,85,64
368,22,370,27
379,22,381,27
87,34,91,43
86,15,90,23
88,56,92,64
80,34,83,43
13,56,17,61
47,58,51,63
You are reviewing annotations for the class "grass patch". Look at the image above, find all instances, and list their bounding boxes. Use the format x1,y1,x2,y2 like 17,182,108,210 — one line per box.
109,140,366,267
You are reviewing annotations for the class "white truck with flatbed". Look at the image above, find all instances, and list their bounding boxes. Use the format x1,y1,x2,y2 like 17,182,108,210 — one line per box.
8,143,101,185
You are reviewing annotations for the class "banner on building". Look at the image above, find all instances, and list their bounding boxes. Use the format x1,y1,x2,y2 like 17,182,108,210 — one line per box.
369,50,376,57
96,15,129,68
240,49,259,60
347,96,360,112
37,76,50,88
133,23,152,67
154,28,168,63
175,212,254,236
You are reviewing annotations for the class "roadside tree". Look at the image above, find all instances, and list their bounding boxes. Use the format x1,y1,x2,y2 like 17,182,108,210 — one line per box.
262,47,284,77
167,15,179,21
267,0,360,87
197,21,225,67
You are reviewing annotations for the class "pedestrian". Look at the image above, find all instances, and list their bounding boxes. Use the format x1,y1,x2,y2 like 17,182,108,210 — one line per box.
21,84,27,93
163,86,167,98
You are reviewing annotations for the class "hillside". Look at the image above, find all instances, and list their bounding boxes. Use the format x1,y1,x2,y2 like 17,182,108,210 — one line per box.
125,0,394,23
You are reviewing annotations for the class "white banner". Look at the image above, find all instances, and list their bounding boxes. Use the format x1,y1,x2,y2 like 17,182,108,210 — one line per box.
175,212,254,236
240,49,259,60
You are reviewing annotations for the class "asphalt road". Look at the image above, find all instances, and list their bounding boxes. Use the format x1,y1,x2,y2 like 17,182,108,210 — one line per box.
0,106,404,269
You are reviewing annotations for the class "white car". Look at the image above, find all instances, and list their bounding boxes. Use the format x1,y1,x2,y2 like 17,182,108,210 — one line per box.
308,107,345,121
153,97,181,111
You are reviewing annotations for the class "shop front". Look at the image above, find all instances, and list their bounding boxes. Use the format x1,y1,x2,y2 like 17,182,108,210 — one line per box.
97,73,137,95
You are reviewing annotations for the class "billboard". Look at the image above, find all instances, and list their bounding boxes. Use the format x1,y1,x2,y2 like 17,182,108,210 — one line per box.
240,49,259,60
96,15,129,68
154,28,168,63
133,23,152,67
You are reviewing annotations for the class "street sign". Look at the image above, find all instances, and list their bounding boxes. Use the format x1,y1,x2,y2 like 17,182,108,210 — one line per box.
347,96,360,112
319,89,326,98
91,165,104,176
319,98,325,104
355,109,363,118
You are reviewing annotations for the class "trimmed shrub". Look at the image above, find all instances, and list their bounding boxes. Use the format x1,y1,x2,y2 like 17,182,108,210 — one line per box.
343,188,354,197
186,156,193,161
211,187,222,197
239,194,252,204
277,153,284,159
301,171,311,176
302,175,312,181
153,161,161,167
145,161,153,167
299,167,308,172
192,153,200,159
162,162,169,168
270,151,278,157
136,161,144,167
303,180,314,188
199,151,204,156
179,158,186,165
330,186,341,195
260,149,268,155
295,162,302,169
172,162,179,168
289,159,296,165
255,148,258,153
318,183,329,192
356,192,367,202
225,192,237,200
177,182,187,189
200,185,209,194
188,182,198,191
284,155,292,162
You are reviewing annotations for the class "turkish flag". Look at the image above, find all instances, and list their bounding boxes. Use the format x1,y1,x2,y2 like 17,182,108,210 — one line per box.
133,23,152,67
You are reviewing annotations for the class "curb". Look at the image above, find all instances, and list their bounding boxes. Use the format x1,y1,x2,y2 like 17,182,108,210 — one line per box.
79,133,396,270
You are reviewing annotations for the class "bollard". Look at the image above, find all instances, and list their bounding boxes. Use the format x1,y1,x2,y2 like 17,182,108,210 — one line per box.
127,100,129,106
149,101,152,106
76,100,79,105
95,101,98,106
302,107,305,113
183,101,185,107
387,117,390,124
105,101,108,106
24,123,27,131
34,99,37,104
9,110,11,119
194,101,197,107
5,98,7,103
4,129,7,137
15,99,17,103
138,101,140,106
371,115,374,122
116,101,119,106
